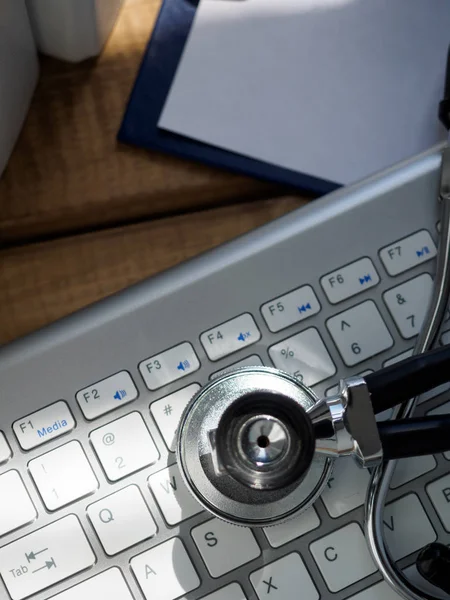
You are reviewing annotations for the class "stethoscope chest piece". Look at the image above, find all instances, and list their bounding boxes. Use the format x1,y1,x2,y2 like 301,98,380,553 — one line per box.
177,366,333,527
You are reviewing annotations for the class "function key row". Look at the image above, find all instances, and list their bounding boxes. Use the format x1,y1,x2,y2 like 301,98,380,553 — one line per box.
3,229,437,459
6,275,434,457
6,275,434,469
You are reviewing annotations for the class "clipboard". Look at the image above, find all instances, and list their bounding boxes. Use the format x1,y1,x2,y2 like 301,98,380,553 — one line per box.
117,0,339,196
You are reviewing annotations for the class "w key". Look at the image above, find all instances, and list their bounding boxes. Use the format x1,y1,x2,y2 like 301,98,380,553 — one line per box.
149,465,202,526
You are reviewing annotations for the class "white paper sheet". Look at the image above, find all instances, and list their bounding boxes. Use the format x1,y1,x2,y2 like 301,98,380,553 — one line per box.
159,0,450,186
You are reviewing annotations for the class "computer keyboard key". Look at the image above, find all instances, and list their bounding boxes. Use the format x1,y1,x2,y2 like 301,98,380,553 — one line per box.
148,464,203,526
269,328,336,386
427,474,450,531
320,258,380,304
76,371,138,420
310,522,377,592
379,230,437,276
383,494,436,561
250,553,319,600
326,300,394,366
13,401,75,451
151,384,200,452
263,505,320,548
139,343,200,391
200,583,247,600
29,440,98,511
261,285,320,332
90,412,159,481
321,457,370,518
48,568,134,600
0,470,37,537
390,455,436,489
87,485,157,555
130,537,200,600
201,313,261,361
191,518,260,577
210,355,263,379
0,514,96,600
383,273,433,339
0,431,12,463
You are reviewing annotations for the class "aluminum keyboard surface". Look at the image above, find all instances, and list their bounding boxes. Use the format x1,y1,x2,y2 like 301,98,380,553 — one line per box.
0,146,449,600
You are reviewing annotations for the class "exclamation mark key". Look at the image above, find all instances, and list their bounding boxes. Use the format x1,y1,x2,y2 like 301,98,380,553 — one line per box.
76,371,138,420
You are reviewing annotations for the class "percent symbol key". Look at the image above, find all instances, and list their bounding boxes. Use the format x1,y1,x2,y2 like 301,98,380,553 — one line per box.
279,345,304,380
269,329,336,387
281,346,295,359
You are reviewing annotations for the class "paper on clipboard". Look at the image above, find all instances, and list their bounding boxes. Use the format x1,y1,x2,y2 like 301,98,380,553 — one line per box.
158,0,450,186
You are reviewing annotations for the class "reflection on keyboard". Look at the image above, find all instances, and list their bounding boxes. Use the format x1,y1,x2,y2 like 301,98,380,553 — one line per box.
1,152,450,600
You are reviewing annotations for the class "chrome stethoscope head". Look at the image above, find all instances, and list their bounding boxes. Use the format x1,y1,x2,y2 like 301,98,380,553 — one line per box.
177,348,450,597
176,366,333,527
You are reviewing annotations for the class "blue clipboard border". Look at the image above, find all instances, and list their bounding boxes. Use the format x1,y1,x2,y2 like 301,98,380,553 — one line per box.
118,0,339,196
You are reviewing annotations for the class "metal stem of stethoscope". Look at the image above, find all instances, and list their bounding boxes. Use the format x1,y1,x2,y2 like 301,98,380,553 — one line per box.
364,146,450,600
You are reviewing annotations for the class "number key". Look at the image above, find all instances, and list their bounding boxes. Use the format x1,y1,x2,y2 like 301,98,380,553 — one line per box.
383,274,433,339
326,300,394,366
269,328,336,386
90,412,159,481
29,441,98,510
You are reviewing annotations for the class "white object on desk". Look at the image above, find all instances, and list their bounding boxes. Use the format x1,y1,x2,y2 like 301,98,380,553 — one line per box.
0,0,39,179
26,0,125,63
159,0,450,186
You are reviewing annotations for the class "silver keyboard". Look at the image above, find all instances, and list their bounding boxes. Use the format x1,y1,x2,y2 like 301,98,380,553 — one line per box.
1,146,450,600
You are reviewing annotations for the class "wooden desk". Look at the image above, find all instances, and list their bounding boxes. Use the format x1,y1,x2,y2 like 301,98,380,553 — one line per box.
0,0,309,346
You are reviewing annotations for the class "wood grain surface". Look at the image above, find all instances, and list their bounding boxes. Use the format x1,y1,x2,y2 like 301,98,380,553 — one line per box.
0,197,305,345
0,0,311,347
0,0,288,245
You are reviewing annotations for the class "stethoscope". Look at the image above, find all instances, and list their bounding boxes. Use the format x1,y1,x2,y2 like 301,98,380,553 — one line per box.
176,51,450,600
